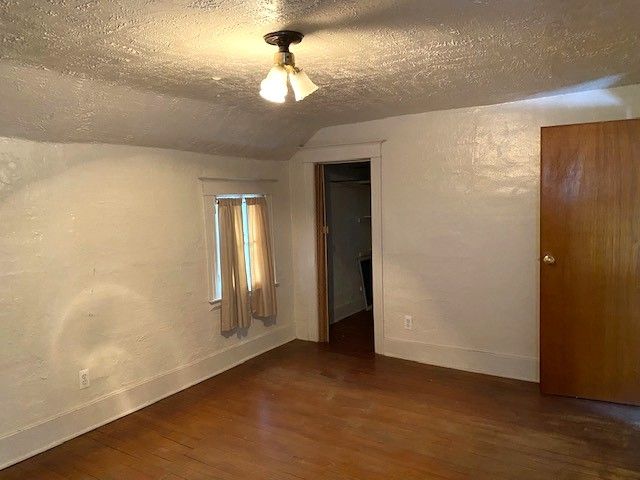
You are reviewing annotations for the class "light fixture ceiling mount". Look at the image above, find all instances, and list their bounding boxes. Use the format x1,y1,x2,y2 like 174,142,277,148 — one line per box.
259,30,319,103
263,30,304,49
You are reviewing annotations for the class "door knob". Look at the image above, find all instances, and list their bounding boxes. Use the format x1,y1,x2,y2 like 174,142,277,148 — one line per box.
543,254,556,265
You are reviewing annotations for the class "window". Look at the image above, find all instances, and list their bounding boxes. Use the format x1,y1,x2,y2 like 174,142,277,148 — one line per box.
204,193,276,304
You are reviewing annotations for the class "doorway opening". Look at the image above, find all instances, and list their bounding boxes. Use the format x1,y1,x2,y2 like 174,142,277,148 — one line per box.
316,161,374,356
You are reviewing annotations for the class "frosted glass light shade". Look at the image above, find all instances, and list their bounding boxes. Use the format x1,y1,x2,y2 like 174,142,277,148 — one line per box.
260,65,288,103
289,69,319,101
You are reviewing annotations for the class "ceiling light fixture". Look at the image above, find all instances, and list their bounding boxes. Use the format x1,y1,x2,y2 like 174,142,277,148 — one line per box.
260,30,319,103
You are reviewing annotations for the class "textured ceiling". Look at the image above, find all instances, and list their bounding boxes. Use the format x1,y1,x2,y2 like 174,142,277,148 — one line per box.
0,0,639,159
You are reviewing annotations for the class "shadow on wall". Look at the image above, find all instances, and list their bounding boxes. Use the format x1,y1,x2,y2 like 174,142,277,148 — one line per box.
0,140,85,203
221,315,277,339
522,75,627,107
0,138,246,205
50,283,180,415
462,75,633,203
0,140,291,438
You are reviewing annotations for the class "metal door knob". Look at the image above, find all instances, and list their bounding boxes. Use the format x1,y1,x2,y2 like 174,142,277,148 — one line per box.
543,254,556,265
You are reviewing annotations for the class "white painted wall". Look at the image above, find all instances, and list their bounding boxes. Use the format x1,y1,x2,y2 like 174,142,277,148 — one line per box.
291,83,640,382
0,138,295,468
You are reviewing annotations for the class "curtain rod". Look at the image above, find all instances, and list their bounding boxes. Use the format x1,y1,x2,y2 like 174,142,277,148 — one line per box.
215,193,266,198
214,193,267,204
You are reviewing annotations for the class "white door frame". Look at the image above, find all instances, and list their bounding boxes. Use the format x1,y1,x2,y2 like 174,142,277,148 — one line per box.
289,141,385,353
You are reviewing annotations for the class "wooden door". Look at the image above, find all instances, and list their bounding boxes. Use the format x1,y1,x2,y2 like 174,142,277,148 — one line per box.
540,118,640,406
315,164,329,342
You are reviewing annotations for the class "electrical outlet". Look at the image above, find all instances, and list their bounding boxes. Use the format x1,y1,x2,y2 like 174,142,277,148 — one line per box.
403,315,413,330
79,369,90,389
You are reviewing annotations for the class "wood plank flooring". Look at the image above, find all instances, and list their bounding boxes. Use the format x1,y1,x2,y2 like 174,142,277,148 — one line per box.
2,339,640,479
327,309,374,357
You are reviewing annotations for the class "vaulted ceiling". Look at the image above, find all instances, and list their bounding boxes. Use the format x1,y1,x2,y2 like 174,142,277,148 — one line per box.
1,0,638,159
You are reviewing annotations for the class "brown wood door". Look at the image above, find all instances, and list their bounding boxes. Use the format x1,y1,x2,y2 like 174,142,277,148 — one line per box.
540,119,640,406
315,163,329,342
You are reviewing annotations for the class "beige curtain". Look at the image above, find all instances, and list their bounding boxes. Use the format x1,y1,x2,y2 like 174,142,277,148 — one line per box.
247,197,277,318
218,198,250,331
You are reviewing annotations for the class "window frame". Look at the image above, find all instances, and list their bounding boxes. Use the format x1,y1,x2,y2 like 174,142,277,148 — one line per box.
203,192,277,306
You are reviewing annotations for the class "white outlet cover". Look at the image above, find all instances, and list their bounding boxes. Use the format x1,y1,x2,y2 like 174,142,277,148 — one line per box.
79,369,90,389
404,315,413,330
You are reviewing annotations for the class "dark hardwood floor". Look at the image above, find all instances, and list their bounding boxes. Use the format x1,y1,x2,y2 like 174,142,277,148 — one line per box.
2,339,640,479
326,309,374,357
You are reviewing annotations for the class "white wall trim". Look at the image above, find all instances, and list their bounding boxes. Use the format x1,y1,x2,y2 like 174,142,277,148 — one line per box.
0,324,296,470
384,337,539,382
199,177,279,196
294,141,384,164
198,176,278,183
290,141,385,353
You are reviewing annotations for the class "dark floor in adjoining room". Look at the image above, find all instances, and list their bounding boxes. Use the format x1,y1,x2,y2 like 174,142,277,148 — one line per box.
326,309,374,357
2,339,640,479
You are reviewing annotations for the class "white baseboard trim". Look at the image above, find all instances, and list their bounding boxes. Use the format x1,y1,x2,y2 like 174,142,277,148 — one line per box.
383,337,539,383
0,324,296,470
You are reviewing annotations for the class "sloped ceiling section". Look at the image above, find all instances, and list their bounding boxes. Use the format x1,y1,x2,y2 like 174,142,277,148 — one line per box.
0,62,310,160
0,0,639,160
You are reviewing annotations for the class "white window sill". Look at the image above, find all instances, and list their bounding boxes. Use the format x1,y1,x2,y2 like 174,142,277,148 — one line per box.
208,283,280,311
